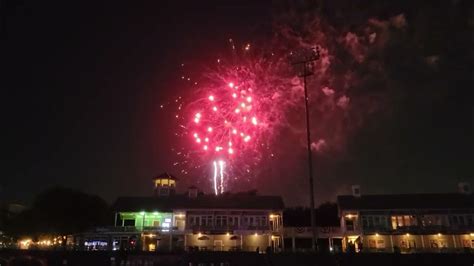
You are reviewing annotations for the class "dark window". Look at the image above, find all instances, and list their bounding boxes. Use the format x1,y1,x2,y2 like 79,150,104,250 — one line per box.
374,217,380,226
467,215,473,225
452,216,459,225
368,217,373,228
222,217,227,226
345,219,354,231
295,238,312,249
283,238,293,251
362,217,368,229
124,219,135,226
159,188,169,196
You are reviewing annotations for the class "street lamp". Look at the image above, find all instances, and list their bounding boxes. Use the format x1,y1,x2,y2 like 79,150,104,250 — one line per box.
291,46,320,252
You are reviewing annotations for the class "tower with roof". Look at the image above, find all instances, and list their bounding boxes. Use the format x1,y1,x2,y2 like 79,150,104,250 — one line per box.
152,172,177,196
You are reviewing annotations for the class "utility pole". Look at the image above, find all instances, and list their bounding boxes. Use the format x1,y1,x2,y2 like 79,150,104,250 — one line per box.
291,47,320,252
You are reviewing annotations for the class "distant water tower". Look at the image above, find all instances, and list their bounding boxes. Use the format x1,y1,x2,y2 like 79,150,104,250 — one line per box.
153,172,177,196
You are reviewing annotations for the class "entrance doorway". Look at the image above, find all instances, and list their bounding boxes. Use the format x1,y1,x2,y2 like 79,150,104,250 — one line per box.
271,236,280,252
214,240,223,251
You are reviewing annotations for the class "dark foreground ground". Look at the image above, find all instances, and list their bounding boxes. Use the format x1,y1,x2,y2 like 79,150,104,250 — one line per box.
0,250,472,266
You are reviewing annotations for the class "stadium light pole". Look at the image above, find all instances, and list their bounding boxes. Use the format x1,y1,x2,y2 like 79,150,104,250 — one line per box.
291,47,320,252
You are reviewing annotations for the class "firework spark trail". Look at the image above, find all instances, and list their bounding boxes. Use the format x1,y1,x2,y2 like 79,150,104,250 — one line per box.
219,160,225,194
213,161,218,195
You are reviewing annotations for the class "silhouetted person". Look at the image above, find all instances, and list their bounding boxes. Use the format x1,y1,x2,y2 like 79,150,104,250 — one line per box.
356,239,363,252
347,241,355,253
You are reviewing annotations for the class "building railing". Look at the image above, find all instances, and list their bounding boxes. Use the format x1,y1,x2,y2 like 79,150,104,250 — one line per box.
363,247,473,254
93,226,179,233
343,226,362,234
187,225,274,232
362,224,474,234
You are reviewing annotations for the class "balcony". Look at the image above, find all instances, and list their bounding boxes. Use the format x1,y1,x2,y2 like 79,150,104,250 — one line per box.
391,225,467,234
93,226,180,233
187,225,274,233
362,226,392,234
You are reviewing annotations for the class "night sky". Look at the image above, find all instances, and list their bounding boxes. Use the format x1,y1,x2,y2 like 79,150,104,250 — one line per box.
3,1,472,206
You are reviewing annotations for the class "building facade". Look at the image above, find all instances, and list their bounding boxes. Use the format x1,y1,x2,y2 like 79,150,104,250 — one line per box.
75,175,473,254
338,186,474,253
79,173,284,252
282,207,343,252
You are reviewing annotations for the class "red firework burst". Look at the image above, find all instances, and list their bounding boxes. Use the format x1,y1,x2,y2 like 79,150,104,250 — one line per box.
189,78,265,193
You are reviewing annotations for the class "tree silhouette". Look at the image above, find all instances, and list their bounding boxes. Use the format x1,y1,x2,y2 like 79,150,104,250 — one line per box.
6,187,111,236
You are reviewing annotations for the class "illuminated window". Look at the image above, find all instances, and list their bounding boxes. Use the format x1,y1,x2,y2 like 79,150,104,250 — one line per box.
391,215,416,228
397,216,403,227
376,239,385,249
369,239,376,249
403,216,411,226
391,216,397,229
